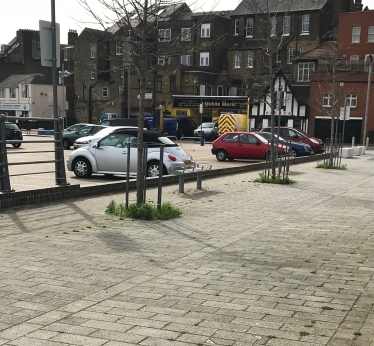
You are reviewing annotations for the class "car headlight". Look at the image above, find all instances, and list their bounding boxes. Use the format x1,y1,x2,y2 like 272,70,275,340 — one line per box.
77,140,91,144
310,138,319,144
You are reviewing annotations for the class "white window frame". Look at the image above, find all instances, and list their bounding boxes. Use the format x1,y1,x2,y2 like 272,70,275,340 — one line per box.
368,26,374,42
288,48,295,62
246,18,253,38
352,27,361,43
181,27,191,41
345,94,357,108
102,87,108,98
158,56,170,65
270,16,277,37
0,88,6,99
63,49,69,61
200,52,209,66
234,54,241,68
201,23,211,38
21,84,28,98
350,55,359,70
234,19,239,36
297,62,315,82
299,47,305,53
180,54,191,66
90,69,95,80
10,88,16,99
322,94,332,107
247,53,254,68
283,15,290,36
301,14,310,34
116,41,123,55
90,44,96,59
158,28,171,42
119,86,124,96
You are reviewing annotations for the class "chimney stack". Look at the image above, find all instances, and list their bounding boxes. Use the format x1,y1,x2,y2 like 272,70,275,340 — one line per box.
354,0,363,12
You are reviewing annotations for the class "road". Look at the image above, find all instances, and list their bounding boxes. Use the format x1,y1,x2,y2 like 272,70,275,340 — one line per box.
4,135,261,192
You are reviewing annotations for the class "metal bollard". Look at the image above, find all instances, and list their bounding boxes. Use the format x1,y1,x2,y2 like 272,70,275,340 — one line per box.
178,175,184,193
200,131,205,146
197,171,202,190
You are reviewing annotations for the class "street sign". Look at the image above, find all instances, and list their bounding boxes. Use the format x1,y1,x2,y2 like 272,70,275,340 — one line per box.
340,106,350,121
39,20,60,68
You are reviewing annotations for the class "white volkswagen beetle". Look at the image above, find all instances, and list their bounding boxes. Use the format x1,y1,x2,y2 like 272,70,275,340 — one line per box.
66,128,195,178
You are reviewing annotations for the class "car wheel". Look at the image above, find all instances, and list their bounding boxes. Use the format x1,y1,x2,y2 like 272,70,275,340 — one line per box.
12,143,21,148
73,157,92,178
216,149,228,161
290,149,298,158
63,138,71,150
147,160,167,177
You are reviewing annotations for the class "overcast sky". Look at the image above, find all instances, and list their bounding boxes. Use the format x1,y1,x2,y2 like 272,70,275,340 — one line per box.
1,0,373,45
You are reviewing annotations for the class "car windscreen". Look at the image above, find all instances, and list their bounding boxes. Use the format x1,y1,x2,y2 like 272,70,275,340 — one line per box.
258,132,285,142
5,123,19,130
92,127,113,138
201,123,214,128
149,136,177,147
256,134,270,143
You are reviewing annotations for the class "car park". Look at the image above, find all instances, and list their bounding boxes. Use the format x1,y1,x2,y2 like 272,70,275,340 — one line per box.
261,127,325,154
63,125,107,150
256,131,314,157
5,122,23,148
211,132,287,161
194,122,218,140
67,128,195,178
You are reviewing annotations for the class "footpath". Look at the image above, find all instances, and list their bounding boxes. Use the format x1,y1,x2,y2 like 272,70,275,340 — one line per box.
0,152,373,346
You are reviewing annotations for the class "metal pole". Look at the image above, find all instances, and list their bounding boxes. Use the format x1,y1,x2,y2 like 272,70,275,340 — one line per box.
157,144,164,210
127,68,131,118
363,55,373,146
276,77,282,160
61,61,65,130
0,114,12,192
125,143,130,208
342,103,347,145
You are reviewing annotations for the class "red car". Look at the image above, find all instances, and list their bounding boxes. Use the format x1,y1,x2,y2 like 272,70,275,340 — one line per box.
261,127,325,154
211,132,287,161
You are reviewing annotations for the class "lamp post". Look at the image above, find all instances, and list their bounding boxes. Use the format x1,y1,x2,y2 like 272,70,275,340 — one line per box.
363,54,373,146
59,46,73,129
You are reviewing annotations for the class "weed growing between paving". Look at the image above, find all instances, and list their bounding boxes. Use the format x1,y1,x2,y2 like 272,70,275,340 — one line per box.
316,163,347,170
254,172,296,185
105,201,182,220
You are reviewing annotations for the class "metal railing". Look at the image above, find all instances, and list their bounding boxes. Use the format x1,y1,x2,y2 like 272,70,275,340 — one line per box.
263,140,293,179
0,115,68,192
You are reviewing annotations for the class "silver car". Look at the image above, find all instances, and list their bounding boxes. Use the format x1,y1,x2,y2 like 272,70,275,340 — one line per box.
66,129,195,178
194,122,218,140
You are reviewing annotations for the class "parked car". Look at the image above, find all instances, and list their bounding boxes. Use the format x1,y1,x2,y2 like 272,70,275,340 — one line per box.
66,129,195,178
261,127,325,154
63,125,107,149
162,117,197,139
256,132,314,157
211,132,287,161
5,122,23,148
194,122,218,140
99,118,151,130
64,123,91,133
73,126,138,149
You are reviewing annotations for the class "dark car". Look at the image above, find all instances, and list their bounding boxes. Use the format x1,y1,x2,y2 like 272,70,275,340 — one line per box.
5,122,23,148
211,132,287,161
99,118,151,130
256,132,314,157
64,123,91,133
261,127,325,154
63,125,107,149
162,117,197,139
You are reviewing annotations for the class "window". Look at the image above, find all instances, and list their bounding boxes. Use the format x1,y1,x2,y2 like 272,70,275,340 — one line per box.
200,52,209,66
158,56,170,65
119,86,124,96
116,41,123,55
240,134,258,144
90,44,96,58
102,87,108,97
180,54,191,66
246,18,253,37
206,85,213,96
346,94,357,108
181,27,191,41
352,27,361,43
90,69,95,80
283,15,290,35
21,85,28,98
63,49,69,61
350,55,359,70
234,54,241,68
222,133,238,143
247,53,254,67
10,88,16,98
301,14,310,34
158,28,171,42
276,49,282,63
369,26,374,42
299,47,305,53
0,88,5,98
156,76,162,92
298,62,315,82
323,94,332,107
288,48,295,62
201,24,211,38
270,16,276,37
170,76,176,92
234,19,239,36
217,85,223,96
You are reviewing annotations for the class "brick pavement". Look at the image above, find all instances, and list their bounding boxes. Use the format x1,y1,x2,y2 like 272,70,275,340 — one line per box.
0,152,373,346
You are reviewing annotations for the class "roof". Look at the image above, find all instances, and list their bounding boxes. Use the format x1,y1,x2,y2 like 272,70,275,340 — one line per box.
231,0,329,16
296,41,337,60
83,28,112,42
0,74,50,88
180,10,232,20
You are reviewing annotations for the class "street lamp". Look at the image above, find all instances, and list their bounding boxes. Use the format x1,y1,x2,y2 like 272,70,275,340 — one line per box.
59,45,73,129
363,54,373,146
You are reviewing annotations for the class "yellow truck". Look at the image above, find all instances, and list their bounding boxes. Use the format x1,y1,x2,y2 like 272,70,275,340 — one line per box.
218,113,249,135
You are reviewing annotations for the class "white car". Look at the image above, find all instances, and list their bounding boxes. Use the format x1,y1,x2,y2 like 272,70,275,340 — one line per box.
67,128,195,178
73,126,138,149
